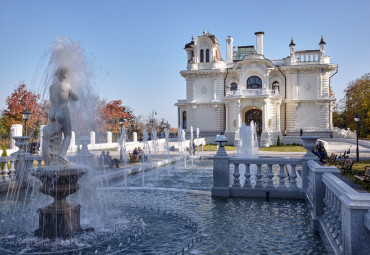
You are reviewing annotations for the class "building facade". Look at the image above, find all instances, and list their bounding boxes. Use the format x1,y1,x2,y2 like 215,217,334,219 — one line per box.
175,31,337,146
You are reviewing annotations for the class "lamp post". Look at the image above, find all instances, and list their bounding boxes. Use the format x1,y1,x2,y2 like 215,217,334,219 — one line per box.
354,114,361,162
151,109,157,136
21,108,32,136
119,118,125,134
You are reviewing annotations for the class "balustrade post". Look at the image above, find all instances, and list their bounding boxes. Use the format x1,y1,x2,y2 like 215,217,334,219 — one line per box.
2,162,10,182
232,163,241,187
288,164,299,190
212,136,230,197
309,162,340,231
300,136,319,192
340,192,370,255
254,164,263,188
278,164,286,188
266,164,274,189
9,160,16,181
243,164,252,188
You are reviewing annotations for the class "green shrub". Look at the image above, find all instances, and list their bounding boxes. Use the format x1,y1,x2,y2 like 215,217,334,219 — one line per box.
277,135,281,146
1,142,10,170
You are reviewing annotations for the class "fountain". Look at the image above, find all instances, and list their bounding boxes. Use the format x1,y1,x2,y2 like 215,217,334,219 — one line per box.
32,63,89,238
0,36,333,254
237,121,258,158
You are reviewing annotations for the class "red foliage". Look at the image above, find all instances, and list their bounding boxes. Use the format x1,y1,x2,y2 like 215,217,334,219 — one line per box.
99,100,132,132
2,84,48,134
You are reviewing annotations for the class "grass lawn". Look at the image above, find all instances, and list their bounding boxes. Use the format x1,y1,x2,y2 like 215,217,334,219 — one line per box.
259,145,307,152
202,144,307,152
201,145,237,151
329,159,370,192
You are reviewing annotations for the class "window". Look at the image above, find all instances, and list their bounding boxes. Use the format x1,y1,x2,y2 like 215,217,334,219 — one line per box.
272,81,280,92
206,49,210,62
182,111,187,129
247,76,262,89
200,49,204,63
230,83,238,91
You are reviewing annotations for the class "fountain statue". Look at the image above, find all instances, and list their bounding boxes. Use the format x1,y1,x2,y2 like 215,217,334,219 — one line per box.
32,66,88,239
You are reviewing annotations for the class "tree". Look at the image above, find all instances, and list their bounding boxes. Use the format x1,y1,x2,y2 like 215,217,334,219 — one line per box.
1,83,48,138
333,73,370,137
99,100,132,133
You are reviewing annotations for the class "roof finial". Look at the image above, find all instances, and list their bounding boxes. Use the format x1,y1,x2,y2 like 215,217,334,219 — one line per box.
319,35,326,45
203,30,206,35
289,37,295,46
191,36,194,41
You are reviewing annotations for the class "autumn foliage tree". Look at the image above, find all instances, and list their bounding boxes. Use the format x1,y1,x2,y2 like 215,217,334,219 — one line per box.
99,100,132,133
333,73,370,137
1,83,48,138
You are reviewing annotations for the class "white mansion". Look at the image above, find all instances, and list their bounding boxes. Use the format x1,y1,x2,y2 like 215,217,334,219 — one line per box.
175,31,338,146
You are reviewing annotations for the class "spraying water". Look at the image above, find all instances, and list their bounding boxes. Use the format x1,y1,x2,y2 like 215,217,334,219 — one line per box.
237,122,259,158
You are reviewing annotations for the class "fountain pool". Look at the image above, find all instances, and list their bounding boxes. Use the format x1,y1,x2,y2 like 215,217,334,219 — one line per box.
0,159,328,254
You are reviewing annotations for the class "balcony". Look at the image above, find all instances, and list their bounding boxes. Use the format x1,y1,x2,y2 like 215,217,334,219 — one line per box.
227,89,280,97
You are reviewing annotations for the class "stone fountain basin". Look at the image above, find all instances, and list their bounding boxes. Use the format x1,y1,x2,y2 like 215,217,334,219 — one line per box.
32,165,87,198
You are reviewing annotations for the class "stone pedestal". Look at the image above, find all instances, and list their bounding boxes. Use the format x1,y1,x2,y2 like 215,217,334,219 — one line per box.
36,203,82,238
32,164,87,239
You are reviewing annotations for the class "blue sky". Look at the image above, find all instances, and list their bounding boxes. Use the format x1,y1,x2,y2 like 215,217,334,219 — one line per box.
0,0,369,127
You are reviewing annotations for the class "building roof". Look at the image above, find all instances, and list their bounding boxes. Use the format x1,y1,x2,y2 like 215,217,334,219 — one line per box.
233,46,256,61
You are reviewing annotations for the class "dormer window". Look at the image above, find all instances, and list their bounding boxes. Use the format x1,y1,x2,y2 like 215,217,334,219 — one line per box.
230,83,238,91
247,76,262,89
206,49,210,62
200,49,204,62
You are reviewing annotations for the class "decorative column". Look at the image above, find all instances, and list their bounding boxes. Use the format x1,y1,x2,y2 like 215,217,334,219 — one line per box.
191,77,196,103
212,76,217,102
236,100,241,128
260,98,270,147
276,101,281,132
225,104,229,132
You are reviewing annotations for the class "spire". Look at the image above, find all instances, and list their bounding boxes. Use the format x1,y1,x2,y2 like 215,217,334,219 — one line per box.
289,37,295,46
319,35,326,45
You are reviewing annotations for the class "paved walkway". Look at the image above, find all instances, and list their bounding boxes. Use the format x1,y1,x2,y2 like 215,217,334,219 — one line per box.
320,138,370,160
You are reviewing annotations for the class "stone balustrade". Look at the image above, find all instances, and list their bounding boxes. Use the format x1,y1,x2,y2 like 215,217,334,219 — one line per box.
0,156,16,183
295,50,320,63
228,89,279,97
213,143,370,254
228,158,302,198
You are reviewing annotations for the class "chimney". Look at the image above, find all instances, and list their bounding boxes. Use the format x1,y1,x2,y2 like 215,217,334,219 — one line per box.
255,32,264,55
226,36,234,63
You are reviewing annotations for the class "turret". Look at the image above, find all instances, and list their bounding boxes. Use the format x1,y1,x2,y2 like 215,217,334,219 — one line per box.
289,37,296,64
319,35,326,62
226,36,234,63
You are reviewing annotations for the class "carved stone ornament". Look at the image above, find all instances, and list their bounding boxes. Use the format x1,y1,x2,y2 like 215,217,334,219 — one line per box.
304,82,311,92
201,86,207,94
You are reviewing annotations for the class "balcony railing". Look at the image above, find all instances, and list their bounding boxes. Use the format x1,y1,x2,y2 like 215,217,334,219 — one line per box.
228,89,280,97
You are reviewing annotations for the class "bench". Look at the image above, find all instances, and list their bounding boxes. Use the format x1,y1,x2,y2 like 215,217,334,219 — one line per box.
326,153,337,165
354,166,370,189
339,158,354,175
129,153,141,163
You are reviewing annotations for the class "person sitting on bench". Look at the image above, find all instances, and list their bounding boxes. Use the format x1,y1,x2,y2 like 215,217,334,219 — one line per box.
106,151,120,168
312,141,328,164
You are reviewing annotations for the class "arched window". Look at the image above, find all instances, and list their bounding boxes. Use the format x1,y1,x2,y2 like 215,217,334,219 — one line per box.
272,81,280,92
247,76,262,89
206,49,210,62
230,83,238,91
182,111,187,129
200,49,204,63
